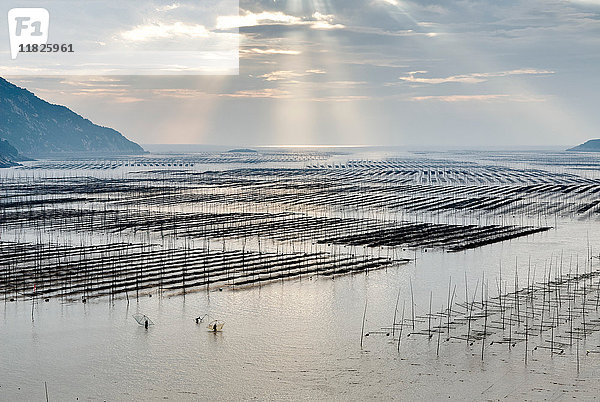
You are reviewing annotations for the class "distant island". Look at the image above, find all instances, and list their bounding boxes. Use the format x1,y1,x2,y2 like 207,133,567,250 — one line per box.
567,139,600,152
227,148,258,153
0,77,145,162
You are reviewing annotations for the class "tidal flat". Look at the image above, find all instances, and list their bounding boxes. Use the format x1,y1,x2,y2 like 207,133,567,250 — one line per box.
2,148,600,400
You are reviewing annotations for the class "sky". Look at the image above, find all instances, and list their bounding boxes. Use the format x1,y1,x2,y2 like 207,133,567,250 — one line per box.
6,0,600,147
0,0,239,74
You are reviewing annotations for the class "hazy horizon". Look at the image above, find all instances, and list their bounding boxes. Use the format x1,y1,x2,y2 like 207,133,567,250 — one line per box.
141,143,576,151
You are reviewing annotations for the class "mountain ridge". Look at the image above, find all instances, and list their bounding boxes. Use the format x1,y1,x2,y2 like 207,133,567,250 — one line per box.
0,77,145,157
0,138,28,167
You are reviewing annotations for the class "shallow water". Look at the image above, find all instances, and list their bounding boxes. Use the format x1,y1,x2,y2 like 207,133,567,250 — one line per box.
2,150,600,400
2,221,599,400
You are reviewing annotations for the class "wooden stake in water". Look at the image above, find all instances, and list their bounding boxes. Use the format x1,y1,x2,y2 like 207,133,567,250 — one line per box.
428,291,432,339
398,300,405,353
550,309,554,356
446,278,452,340
467,279,479,346
392,287,401,337
508,307,512,350
410,278,415,331
577,338,580,374
525,302,529,366
360,299,368,350
437,307,443,357
482,280,488,361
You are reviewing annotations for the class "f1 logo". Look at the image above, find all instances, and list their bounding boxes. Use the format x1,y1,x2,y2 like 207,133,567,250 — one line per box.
8,8,49,60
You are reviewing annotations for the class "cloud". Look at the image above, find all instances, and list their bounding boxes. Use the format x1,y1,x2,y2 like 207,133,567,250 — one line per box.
567,0,600,5
59,77,127,88
221,89,291,99
155,3,180,12
33,85,145,103
259,69,326,81
221,89,367,101
216,10,344,30
150,89,209,99
328,81,368,86
217,11,302,29
377,0,447,16
245,48,302,55
121,22,209,42
399,69,554,84
411,94,547,102
114,97,146,103
312,95,370,102
310,12,346,30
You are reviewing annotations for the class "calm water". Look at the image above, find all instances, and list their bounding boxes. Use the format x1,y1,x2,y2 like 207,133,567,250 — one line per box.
2,150,600,400
2,220,599,400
